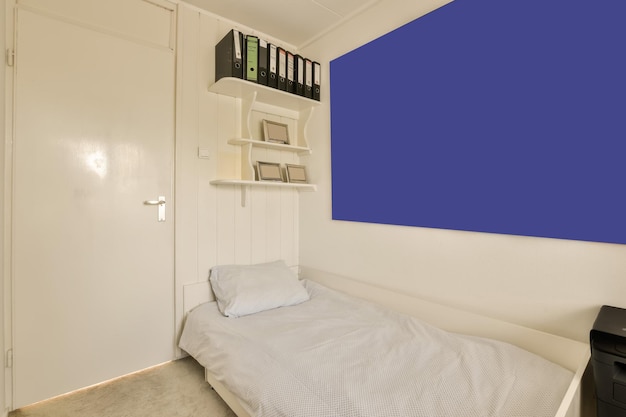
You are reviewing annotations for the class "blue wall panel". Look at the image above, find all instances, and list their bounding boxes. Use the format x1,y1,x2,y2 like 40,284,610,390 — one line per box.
330,0,626,244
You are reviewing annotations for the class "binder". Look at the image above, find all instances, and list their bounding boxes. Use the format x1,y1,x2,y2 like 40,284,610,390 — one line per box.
304,58,313,98
268,44,278,88
313,61,321,101
294,55,305,96
245,35,258,83
277,47,287,91
258,39,268,86
287,52,295,94
215,29,243,81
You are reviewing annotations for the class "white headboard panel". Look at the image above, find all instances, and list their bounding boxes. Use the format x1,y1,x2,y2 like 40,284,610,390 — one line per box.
183,280,214,315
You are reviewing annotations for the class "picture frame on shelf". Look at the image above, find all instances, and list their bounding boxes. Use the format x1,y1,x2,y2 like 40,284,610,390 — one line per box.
262,119,290,144
256,161,283,181
285,164,307,183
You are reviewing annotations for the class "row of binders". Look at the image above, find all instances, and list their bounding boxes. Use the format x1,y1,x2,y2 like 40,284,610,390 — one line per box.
215,29,321,101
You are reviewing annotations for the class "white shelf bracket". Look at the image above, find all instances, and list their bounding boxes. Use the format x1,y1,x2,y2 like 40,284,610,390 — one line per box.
241,91,257,139
299,106,315,149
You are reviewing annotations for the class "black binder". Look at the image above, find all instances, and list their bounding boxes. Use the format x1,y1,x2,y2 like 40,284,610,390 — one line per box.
287,52,295,94
258,39,268,86
277,47,287,91
245,35,258,83
313,61,321,101
304,58,313,98
294,55,305,96
215,29,243,81
268,44,278,89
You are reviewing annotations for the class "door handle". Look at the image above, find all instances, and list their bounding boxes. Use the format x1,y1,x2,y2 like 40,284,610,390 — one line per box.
144,196,166,221
144,199,166,206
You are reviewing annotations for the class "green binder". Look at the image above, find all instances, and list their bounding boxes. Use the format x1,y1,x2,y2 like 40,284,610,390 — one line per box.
245,35,258,83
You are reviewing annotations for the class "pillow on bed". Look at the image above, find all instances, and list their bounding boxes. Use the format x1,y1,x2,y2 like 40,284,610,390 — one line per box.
209,260,310,317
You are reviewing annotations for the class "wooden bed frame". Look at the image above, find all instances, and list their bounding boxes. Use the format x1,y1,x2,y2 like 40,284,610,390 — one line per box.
181,266,593,417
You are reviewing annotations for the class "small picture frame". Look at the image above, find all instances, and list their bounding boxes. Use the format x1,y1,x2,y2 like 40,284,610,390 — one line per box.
256,161,283,182
262,120,290,144
285,164,308,183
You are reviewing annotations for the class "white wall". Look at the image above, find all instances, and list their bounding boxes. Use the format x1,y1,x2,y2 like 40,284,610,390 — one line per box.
174,3,307,342
299,0,624,343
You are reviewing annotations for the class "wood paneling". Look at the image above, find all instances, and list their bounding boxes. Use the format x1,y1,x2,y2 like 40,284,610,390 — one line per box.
175,5,303,343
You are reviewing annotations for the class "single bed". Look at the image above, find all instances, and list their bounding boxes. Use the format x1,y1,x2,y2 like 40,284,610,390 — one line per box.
179,262,591,417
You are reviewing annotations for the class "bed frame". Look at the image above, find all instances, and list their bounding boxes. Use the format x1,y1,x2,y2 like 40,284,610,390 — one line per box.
182,266,593,417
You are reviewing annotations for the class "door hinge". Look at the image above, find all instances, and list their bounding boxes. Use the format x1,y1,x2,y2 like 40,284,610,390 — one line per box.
6,349,13,368
6,49,15,67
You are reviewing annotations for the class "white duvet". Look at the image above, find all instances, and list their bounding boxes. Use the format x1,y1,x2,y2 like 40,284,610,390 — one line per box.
179,280,573,417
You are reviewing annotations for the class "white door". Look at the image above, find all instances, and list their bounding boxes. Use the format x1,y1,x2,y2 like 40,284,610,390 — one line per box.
12,5,175,407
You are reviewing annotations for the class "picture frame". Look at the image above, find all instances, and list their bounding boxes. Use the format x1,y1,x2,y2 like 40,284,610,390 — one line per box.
285,164,308,183
256,161,283,182
262,120,290,145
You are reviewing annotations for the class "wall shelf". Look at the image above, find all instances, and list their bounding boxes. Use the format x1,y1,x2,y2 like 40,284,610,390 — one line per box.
208,77,319,112
208,77,318,206
228,138,312,155
210,179,316,191
210,179,316,207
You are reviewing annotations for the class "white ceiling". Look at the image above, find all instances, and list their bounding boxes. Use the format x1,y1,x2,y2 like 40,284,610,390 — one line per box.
183,0,382,49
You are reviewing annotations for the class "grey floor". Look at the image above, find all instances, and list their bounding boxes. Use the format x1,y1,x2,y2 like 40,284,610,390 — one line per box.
9,357,237,417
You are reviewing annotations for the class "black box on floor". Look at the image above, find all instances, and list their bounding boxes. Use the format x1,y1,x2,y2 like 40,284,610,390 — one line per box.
591,305,626,417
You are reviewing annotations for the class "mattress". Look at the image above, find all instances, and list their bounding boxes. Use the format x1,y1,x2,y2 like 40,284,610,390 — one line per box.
179,280,574,417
